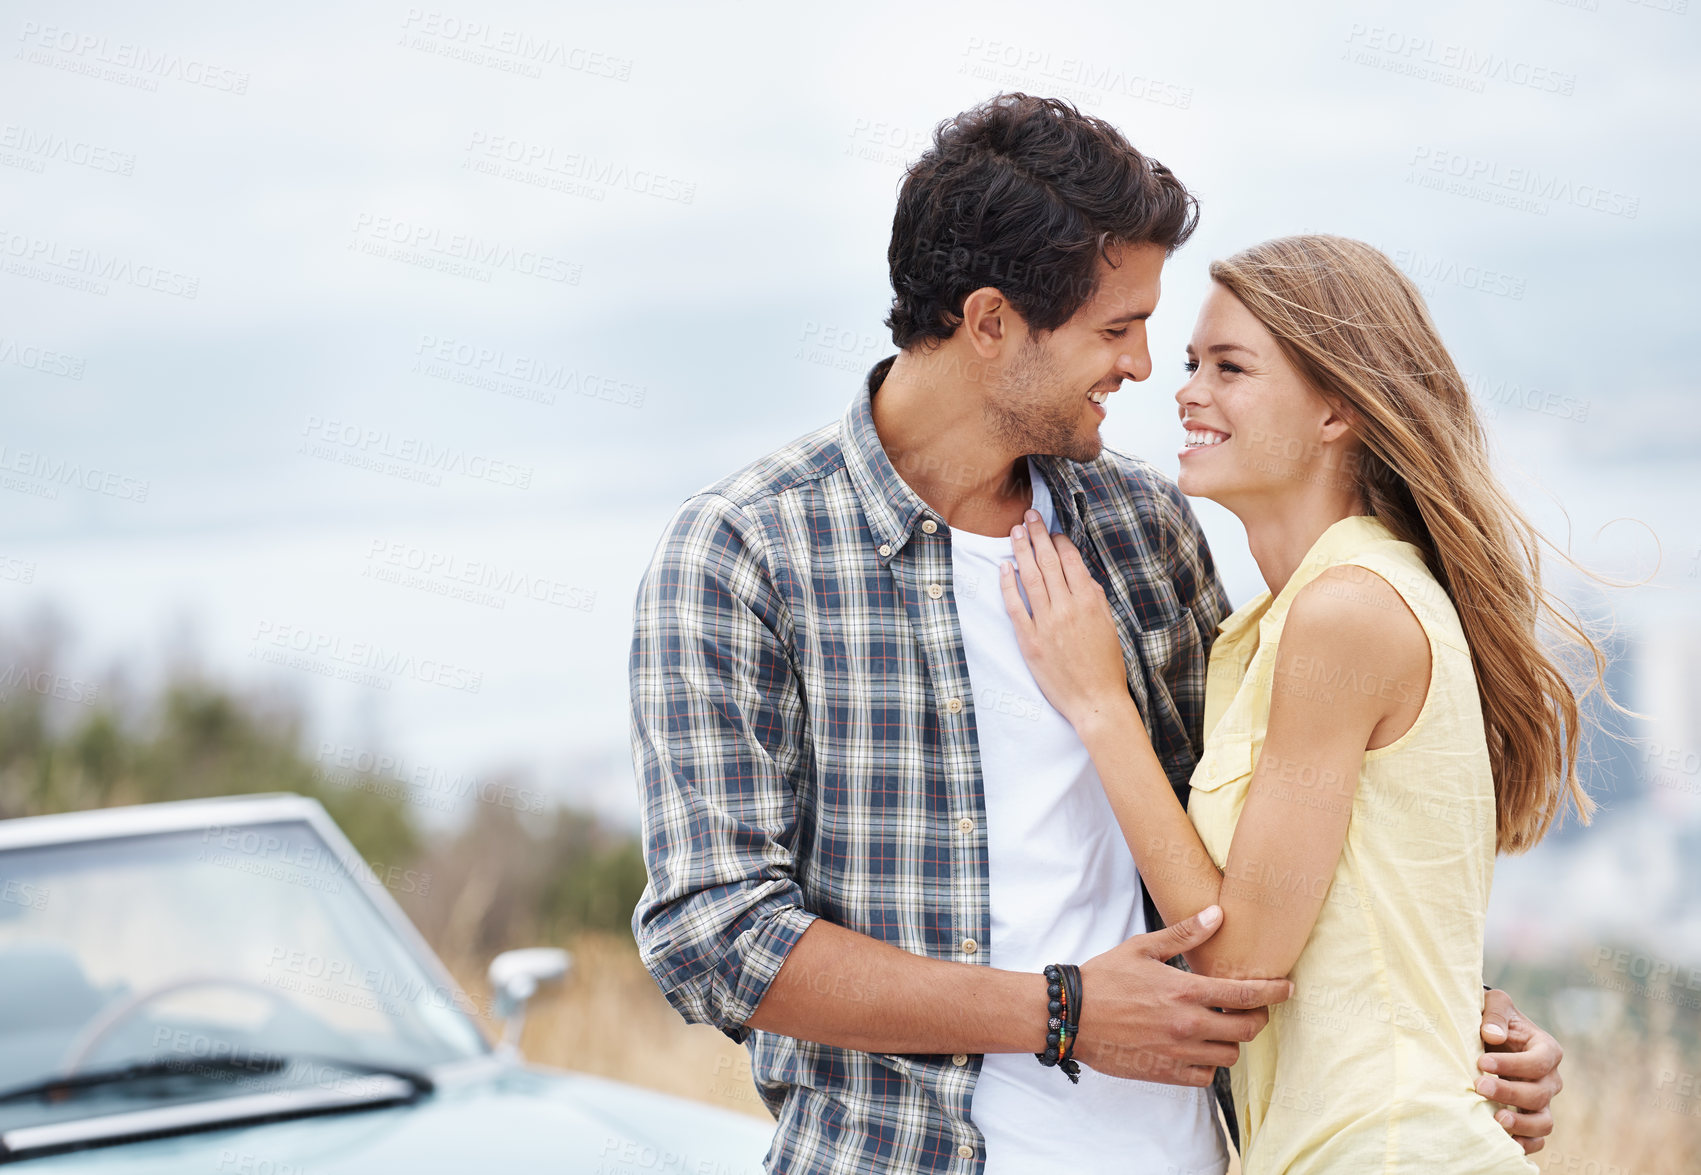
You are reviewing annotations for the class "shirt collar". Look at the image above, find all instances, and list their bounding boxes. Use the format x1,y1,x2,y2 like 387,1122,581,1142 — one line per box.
1029,453,1090,542
840,376,1092,560
1213,513,1396,641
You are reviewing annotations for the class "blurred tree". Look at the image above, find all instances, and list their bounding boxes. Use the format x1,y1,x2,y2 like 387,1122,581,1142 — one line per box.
399,795,647,959
543,837,649,937
0,615,646,958
0,622,417,866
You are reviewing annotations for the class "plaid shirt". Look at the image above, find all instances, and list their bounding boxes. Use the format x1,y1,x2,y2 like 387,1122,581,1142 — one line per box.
629,372,1235,1174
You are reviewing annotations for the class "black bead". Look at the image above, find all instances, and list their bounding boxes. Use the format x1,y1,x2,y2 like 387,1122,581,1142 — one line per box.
1042,1048,1058,1063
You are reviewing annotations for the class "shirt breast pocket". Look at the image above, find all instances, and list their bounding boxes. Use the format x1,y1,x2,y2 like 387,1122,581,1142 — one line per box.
1128,606,1200,777
1186,722,1255,869
1188,732,1255,794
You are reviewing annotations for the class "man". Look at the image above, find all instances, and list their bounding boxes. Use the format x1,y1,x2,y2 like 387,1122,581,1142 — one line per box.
629,92,1562,1173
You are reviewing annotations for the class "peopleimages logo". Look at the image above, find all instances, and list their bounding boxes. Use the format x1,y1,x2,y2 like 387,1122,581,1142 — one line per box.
350,213,580,285
1388,248,1527,301
410,333,645,409
0,662,99,706
249,619,484,695
463,132,695,204
313,741,550,815
0,124,136,175
958,37,1194,108
15,21,251,94
398,9,632,80
363,538,596,612
0,878,50,910
1409,147,1639,219
0,444,149,501
298,414,534,489
0,336,86,380
1463,371,1591,424
1342,25,1577,96
0,229,199,298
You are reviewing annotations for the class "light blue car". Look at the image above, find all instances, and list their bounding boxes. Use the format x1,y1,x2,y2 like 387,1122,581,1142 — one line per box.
0,795,773,1172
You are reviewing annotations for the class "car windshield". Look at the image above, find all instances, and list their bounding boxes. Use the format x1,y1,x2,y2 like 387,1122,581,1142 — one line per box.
0,818,486,1133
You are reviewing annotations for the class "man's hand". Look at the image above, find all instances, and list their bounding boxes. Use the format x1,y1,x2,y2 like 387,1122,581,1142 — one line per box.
1478,987,1563,1155
1074,905,1292,1086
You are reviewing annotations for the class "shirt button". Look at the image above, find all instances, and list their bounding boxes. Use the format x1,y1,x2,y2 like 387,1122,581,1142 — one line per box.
927,583,943,599
945,697,963,714
952,1053,968,1066
878,543,893,557
957,816,974,833
921,519,938,534
957,1144,974,1159
961,937,977,955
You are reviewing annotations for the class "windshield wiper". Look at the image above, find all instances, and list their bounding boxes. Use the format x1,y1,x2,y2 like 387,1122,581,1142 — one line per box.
0,1057,431,1164
0,1053,432,1106
0,1056,286,1106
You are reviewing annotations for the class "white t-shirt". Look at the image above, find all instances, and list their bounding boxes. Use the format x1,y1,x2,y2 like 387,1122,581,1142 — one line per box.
953,458,1228,1175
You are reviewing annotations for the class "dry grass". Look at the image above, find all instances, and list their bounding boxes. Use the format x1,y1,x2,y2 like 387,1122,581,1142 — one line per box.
447,934,1701,1173
1522,990,1701,1175
446,931,772,1121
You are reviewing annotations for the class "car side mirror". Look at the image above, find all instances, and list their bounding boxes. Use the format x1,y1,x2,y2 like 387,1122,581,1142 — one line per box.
487,947,571,1056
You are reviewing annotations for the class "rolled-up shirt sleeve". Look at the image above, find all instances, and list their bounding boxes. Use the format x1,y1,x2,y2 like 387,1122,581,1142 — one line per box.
628,491,819,1044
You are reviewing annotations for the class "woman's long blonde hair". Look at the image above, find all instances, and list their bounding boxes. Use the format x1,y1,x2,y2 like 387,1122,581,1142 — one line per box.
1210,234,1604,853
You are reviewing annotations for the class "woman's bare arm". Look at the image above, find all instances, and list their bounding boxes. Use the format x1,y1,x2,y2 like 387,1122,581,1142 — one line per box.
1079,564,1429,978
1001,521,1427,980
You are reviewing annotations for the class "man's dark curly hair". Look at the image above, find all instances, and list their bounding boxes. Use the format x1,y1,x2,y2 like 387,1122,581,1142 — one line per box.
880,93,1198,364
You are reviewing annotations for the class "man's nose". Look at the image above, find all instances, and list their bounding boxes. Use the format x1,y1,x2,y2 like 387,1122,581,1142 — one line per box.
1117,344,1151,383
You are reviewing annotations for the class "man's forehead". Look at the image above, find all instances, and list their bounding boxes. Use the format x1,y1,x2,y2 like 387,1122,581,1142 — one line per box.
1088,244,1164,309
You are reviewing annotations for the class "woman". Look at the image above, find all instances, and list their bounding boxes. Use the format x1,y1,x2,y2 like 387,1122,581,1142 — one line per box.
997,235,1602,1173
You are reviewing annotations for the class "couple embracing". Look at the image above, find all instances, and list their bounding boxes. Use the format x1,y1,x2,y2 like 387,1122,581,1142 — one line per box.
629,92,1596,1174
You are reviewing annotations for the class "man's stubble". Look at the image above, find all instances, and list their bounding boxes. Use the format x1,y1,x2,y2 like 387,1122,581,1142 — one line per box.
983,332,1103,466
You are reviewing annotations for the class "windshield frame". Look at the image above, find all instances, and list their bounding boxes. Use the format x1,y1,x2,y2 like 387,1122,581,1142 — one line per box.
0,793,494,1078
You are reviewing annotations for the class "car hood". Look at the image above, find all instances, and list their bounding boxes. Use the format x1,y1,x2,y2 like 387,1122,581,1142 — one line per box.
11,1062,774,1173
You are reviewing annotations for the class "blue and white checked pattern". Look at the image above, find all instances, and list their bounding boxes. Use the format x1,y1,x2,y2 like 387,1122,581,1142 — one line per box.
629,376,1234,1174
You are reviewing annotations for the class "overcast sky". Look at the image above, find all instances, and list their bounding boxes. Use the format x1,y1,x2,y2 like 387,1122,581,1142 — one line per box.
4,0,1697,912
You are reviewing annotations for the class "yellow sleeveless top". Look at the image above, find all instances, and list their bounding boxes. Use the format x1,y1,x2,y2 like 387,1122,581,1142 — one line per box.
1187,514,1535,1174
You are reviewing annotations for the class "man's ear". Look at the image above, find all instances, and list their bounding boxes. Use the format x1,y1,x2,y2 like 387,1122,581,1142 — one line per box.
961,286,1012,359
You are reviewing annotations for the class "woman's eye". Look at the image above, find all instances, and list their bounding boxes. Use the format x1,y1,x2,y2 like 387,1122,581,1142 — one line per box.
1219,362,1244,375
1106,327,1128,339
1182,359,1198,374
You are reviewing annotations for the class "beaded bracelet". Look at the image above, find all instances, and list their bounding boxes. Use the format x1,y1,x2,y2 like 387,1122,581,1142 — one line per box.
1035,963,1083,1083
1060,963,1083,1072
